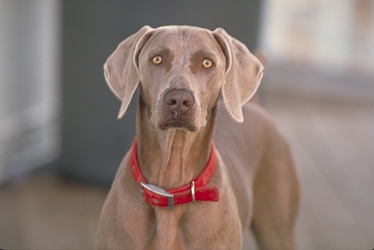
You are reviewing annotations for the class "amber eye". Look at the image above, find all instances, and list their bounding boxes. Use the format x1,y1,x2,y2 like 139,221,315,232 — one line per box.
202,59,213,68
152,55,162,64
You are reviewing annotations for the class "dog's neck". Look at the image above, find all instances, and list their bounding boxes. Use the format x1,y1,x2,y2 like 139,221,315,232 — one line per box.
135,95,217,190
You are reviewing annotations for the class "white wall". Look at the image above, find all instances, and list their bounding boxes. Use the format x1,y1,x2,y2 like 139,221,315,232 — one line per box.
260,0,374,76
0,0,61,182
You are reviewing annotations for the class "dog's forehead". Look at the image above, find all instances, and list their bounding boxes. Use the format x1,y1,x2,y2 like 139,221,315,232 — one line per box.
155,25,211,38
146,26,221,53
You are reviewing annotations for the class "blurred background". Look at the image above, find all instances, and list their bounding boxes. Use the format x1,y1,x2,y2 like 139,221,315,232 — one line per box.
0,0,373,249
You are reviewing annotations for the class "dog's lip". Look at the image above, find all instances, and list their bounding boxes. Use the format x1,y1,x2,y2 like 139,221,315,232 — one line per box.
159,119,197,132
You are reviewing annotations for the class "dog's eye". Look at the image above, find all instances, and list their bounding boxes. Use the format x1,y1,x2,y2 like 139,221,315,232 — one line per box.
202,59,213,68
152,55,162,65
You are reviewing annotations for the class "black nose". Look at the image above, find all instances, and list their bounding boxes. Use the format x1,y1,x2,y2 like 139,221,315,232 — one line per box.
163,89,195,115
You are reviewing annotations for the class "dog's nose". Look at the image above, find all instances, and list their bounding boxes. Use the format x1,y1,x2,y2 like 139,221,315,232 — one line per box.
163,89,195,115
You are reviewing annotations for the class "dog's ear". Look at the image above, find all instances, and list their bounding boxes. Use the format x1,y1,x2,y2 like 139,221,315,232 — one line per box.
213,28,264,123
104,25,153,119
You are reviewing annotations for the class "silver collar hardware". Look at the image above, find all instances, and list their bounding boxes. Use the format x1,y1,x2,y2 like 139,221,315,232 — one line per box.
140,182,175,209
191,180,196,203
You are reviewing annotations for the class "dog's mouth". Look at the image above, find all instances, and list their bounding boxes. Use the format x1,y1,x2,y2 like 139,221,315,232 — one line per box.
159,118,198,132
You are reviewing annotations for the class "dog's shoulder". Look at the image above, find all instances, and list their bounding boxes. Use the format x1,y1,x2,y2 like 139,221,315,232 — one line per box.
216,100,277,136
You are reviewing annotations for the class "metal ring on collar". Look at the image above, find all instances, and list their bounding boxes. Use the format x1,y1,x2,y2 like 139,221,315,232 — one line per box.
191,180,196,203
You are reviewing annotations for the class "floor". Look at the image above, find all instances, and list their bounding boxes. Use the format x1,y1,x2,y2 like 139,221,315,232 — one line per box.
1,79,373,249
264,93,374,249
0,172,107,249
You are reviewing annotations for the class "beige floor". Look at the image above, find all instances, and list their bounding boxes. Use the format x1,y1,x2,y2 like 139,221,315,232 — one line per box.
1,83,373,249
264,93,374,249
0,172,107,249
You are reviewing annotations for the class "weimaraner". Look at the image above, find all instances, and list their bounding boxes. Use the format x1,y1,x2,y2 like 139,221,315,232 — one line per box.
96,25,300,249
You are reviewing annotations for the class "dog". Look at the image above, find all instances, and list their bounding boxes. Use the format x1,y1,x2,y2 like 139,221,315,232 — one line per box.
96,25,300,249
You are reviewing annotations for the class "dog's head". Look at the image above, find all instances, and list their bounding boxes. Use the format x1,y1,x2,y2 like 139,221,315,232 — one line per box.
104,25,263,131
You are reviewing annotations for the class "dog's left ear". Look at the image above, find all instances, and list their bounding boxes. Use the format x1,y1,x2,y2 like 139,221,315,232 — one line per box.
104,25,154,119
213,28,264,123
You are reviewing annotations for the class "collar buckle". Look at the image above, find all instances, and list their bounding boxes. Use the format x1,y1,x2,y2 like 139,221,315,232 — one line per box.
131,139,219,208
140,182,174,209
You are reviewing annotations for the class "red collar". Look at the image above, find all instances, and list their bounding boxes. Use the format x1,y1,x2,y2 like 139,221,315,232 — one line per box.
130,139,219,209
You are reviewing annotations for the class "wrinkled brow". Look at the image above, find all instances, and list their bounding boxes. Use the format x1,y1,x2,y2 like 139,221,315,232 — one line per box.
191,50,218,62
147,47,173,58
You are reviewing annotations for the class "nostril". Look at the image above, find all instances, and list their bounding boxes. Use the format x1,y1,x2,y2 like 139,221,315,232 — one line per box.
167,99,177,106
183,100,191,107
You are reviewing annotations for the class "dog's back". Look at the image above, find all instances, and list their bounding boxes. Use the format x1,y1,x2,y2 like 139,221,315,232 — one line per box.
214,100,300,249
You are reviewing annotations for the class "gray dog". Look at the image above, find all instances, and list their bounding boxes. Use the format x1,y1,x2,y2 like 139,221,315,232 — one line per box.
96,25,300,249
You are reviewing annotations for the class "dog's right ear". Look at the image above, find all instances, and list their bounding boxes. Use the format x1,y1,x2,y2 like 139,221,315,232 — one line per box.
213,28,264,123
104,25,154,119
